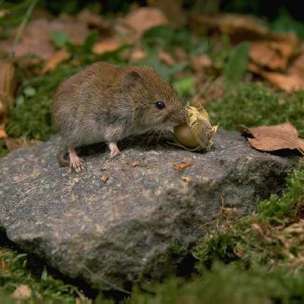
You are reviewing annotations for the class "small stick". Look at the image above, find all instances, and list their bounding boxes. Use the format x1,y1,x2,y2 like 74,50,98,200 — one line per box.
10,0,39,58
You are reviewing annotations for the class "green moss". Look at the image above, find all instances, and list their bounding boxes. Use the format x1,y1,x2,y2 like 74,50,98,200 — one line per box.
128,264,304,304
0,247,86,304
207,83,304,136
6,65,79,140
258,167,304,223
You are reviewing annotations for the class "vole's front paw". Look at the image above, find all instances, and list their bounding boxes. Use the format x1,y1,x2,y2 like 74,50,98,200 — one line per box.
70,157,85,173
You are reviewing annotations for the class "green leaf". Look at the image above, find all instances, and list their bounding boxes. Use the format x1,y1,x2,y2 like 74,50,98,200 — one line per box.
223,42,250,85
24,87,36,97
173,77,195,98
41,268,48,281
81,30,99,53
50,31,70,48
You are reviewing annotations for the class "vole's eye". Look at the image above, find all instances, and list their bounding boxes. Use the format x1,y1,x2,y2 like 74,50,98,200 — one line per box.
155,100,166,110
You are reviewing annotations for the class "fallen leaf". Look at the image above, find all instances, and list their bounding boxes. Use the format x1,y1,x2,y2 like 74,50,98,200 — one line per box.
250,41,287,70
0,60,16,139
174,47,188,61
129,47,146,62
245,122,304,153
92,38,122,55
0,17,89,60
249,63,304,92
148,0,185,26
49,15,90,46
262,72,304,92
190,13,269,42
0,258,9,272
123,7,168,38
77,9,111,33
76,296,92,304
100,175,109,183
174,161,192,171
250,34,299,71
191,54,213,73
11,284,32,300
0,127,7,139
288,50,304,78
250,37,304,92
251,223,265,237
0,20,51,59
158,50,175,65
42,49,71,74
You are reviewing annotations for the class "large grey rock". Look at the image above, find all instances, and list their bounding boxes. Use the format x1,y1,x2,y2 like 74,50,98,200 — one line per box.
0,131,293,290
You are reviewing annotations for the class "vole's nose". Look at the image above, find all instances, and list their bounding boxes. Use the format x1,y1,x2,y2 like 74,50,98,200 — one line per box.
172,108,187,125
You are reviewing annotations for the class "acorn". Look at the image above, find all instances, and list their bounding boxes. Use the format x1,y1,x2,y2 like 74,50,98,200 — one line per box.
174,105,218,151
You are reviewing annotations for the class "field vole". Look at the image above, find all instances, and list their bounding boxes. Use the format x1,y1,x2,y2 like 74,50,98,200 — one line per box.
52,62,186,171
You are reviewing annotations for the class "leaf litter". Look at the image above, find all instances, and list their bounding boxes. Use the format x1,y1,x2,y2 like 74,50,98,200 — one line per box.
0,60,16,139
244,123,304,154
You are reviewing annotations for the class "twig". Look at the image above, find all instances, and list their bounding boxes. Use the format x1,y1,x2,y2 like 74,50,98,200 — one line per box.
10,0,39,58
83,266,131,295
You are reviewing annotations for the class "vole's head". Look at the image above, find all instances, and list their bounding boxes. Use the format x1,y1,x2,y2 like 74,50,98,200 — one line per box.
122,67,186,131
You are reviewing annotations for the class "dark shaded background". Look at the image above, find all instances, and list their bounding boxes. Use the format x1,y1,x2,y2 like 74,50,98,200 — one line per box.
31,0,304,21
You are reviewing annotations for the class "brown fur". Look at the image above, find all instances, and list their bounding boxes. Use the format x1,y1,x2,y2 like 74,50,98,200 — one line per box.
52,62,186,166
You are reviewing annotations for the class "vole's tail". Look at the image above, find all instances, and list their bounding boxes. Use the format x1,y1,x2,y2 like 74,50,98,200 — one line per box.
57,150,69,167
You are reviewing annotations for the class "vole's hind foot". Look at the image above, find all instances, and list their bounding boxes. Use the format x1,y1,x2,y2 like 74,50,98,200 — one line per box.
68,147,85,172
108,142,121,158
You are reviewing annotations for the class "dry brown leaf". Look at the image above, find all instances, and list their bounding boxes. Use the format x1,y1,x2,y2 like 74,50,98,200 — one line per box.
159,50,175,65
42,49,70,74
288,49,304,78
0,17,89,60
0,258,9,272
148,0,185,26
0,128,7,139
246,122,304,153
174,161,192,171
249,62,304,92
123,7,168,38
0,60,16,139
49,15,90,46
191,54,213,73
92,38,122,55
76,296,92,304
77,9,111,33
129,47,146,62
11,20,54,59
262,72,304,92
190,13,269,42
274,33,299,58
100,175,109,183
11,284,32,300
250,34,299,71
174,47,188,61
250,41,288,70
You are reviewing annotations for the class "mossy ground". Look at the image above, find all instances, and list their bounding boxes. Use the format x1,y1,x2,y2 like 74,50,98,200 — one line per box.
1,3,304,303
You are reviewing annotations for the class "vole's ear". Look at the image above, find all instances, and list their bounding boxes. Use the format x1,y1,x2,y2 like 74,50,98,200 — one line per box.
123,71,143,89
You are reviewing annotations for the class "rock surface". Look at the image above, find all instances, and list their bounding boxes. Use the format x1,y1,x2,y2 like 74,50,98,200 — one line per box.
0,131,293,290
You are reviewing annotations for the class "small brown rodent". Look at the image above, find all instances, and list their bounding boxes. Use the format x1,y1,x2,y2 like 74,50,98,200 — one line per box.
52,62,186,172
